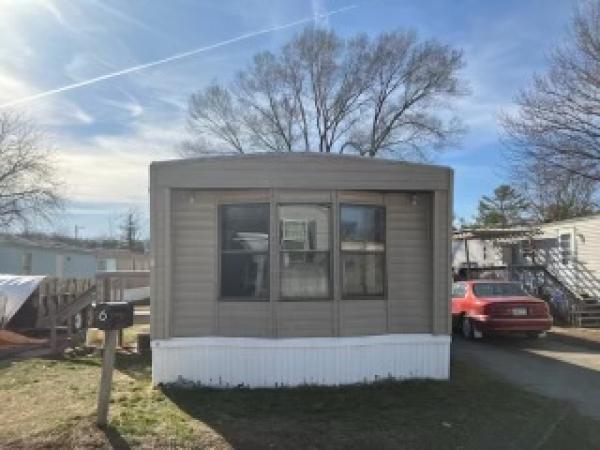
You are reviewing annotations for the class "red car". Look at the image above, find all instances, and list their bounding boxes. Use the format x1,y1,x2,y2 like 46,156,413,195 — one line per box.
452,280,553,339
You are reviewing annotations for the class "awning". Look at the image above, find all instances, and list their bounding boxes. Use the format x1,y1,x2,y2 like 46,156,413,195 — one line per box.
0,275,46,328
453,227,541,241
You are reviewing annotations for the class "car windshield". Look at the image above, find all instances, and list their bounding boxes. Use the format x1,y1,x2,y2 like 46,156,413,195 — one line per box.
472,283,526,297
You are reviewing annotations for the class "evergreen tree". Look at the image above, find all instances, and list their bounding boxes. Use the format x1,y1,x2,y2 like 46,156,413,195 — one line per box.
476,185,529,228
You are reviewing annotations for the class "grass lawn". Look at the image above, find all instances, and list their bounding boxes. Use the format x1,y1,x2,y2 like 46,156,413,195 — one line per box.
0,351,599,449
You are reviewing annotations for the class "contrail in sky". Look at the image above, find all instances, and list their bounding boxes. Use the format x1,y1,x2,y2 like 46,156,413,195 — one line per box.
0,4,358,108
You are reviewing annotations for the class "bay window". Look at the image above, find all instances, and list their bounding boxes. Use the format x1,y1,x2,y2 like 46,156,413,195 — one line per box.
220,204,269,300
279,204,331,299
340,205,385,298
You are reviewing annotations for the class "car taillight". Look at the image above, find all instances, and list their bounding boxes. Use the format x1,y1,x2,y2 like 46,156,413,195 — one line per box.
484,303,506,315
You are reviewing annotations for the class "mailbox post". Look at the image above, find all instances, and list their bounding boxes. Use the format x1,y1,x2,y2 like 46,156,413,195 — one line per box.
93,302,133,427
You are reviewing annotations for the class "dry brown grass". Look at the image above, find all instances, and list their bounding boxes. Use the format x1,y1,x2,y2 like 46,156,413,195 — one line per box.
0,352,227,448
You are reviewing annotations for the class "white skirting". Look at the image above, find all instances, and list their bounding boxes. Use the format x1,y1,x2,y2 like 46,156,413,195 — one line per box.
151,333,451,387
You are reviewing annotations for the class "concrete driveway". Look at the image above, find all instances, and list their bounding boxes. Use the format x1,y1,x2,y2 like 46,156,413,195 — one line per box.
452,334,600,419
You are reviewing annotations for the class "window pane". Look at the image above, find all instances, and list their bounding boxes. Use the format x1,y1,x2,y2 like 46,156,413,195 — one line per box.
341,205,385,252
221,253,268,299
342,253,384,297
472,283,526,297
281,252,330,298
279,205,330,251
452,283,466,298
221,204,269,251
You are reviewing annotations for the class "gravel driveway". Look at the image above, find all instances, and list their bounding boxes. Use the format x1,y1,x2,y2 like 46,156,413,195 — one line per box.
452,334,600,419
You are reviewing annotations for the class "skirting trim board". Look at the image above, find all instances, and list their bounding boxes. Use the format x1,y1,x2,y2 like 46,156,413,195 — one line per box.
151,334,451,387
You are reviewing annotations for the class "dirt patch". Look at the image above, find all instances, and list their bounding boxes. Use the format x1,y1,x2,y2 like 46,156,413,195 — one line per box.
6,419,110,449
0,343,45,360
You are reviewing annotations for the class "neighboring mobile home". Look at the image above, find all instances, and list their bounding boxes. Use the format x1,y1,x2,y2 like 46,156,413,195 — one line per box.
511,214,600,299
150,153,453,387
452,237,503,271
0,234,97,278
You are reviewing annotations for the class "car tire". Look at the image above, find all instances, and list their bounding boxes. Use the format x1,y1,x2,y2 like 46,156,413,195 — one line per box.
461,316,474,340
451,316,461,333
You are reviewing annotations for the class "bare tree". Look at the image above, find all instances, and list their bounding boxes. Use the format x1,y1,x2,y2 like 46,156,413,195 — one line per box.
0,111,62,229
502,1,600,181
345,31,465,158
287,29,371,154
184,26,467,159
184,84,245,155
513,161,597,223
120,206,143,251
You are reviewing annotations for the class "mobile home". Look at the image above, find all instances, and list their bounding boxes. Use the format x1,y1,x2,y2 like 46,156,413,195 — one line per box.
150,153,453,387
514,214,600,299
0,234,97,278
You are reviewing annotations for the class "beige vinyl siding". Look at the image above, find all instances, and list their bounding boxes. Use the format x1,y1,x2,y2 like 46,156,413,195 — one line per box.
171,190,216,337
152,154,449,191
150,154,453,340
276,190,332,203
338,191,385,204
387,193,433,333
539,215,600,298
574,219,600,298
217,302,270,337
573,218,600,279
435,190,452,334
276,302,334,337
150,181,168,339
340,300,387,336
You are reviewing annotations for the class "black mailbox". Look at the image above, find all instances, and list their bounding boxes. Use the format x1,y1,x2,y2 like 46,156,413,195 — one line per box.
93,302,134,330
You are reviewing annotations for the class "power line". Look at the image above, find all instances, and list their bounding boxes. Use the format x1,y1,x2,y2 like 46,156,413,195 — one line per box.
0,4,358,109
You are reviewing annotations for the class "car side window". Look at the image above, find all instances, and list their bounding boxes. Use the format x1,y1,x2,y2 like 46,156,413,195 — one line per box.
452,282,467,298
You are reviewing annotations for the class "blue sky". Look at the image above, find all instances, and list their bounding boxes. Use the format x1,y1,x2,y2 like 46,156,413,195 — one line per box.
0,0,576,238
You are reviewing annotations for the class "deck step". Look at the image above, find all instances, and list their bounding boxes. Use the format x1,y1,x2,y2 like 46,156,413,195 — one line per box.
570,302,600,328
573,305,600,312
570,313,600,328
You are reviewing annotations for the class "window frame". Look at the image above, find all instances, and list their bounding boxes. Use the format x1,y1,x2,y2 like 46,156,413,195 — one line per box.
278,203,333,301
339,203,387,300
218,203,270,302
559,232,573,265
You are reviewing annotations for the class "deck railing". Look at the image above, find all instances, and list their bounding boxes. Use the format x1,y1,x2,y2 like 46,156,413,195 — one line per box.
33,270,150,351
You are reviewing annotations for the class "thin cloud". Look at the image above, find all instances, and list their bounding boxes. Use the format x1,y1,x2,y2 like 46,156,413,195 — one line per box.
39,0,67,26
90,0,179,45
0,4,358,109
312,0,330,27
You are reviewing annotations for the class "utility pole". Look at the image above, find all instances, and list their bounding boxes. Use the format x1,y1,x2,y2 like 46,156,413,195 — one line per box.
74,225,85,240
